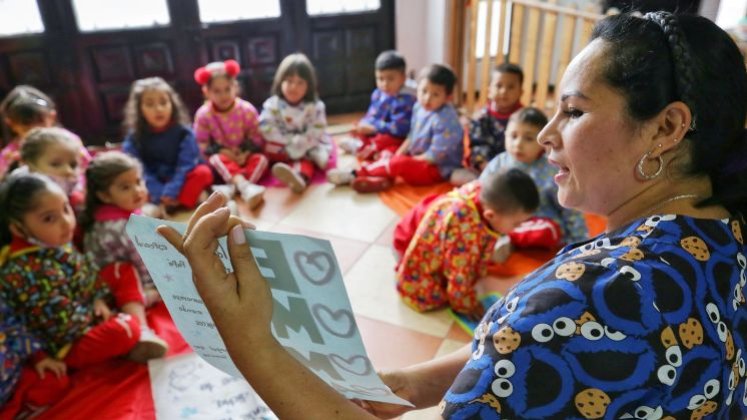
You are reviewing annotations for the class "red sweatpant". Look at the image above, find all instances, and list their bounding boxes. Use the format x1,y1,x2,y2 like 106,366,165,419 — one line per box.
178,164,214,208
508,217,562,250
357,155,444,186
99,261,145,307
0,368,71,419
265,149,316,180
356,133,404,160
209,153,269,184
64,313,140,368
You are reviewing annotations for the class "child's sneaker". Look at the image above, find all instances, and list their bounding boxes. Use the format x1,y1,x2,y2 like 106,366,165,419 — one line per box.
338,137,363,154
127,328,168,363
141,202,163,218
326,168,355,185
351,176,392,193
226,199,240,216
212,183,236,198
238,182,265,209
272,162,306,193
491,236,513,263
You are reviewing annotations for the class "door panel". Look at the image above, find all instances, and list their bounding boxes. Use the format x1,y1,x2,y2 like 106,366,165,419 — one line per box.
0,0,394,146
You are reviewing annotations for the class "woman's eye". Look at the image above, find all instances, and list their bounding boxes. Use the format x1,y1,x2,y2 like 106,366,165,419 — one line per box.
563,108,583,119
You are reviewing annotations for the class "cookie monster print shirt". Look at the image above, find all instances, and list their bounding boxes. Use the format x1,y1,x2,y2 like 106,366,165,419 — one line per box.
442,215,747,419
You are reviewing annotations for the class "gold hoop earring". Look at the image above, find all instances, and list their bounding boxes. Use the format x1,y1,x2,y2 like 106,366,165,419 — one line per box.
637,151,664,180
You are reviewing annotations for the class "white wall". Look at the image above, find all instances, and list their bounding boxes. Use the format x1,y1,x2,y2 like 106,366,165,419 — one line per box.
394,0,448,77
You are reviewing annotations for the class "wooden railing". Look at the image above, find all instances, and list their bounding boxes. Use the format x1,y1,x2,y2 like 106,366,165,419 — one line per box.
450,0,606,115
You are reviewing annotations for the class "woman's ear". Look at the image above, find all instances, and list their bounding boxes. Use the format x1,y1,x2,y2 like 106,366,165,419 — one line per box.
648,101,692,158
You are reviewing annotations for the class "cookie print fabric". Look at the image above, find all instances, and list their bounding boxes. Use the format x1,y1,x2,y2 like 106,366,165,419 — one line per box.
442,215,747,419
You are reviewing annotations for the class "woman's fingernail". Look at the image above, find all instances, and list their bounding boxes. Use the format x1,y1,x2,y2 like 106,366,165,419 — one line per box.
231,225,246,245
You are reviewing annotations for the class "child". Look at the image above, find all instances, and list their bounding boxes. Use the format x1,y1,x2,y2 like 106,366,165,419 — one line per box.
259,53,331,193
340,50,417,161
327,64,464,193
452,63,524,185
0,85,90,179
193,60,267,208
82,151,161,307
394,168,538,318
0,173,167,376
18,127,88,211
0,299,70,418
480,107,588,247
122,77,213,214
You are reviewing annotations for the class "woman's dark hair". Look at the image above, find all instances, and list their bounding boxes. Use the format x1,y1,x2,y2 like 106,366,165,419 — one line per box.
271,53,318,103
0,172,61,247
591,12,747,216
480,168,539,214
122,77,190,147
80,151,142,231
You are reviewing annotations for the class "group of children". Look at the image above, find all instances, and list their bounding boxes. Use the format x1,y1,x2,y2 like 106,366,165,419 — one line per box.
0,48,590,414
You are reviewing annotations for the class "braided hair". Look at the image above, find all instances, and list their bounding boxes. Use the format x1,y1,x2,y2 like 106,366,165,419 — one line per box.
591,12,747,217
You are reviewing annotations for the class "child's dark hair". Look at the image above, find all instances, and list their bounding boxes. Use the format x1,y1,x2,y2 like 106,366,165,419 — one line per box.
20,127,80,165
80,151,142,231
0,85,56,138
591,12,747,216
480,168,539,214
122,77,190,145
419,64,457,95
375,50,406,72
494,63,524,85
0,172,62,247
508,107,548,130
271,53,318,103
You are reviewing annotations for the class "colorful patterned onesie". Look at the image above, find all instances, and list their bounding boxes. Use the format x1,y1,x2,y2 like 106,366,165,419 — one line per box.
396,181,501,314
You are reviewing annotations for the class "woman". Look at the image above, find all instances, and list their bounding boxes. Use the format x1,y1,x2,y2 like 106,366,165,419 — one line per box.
159,12,747,419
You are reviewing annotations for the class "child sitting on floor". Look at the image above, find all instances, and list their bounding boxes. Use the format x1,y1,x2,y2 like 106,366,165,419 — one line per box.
0,174,167,410
122,77,213,215
339,50,416,161
481,107,588,248
82,151,163,307
193,59,267,208
394,168,538,318
327,64,464,193
259,53,331,193
0,86,91,180
452,63,524,185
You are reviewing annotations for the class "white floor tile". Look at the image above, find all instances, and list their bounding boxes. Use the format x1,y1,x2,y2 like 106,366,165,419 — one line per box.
344,244,454,338
279,183,398,242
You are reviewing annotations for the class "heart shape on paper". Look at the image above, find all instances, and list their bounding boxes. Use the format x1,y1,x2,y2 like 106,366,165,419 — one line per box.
312,304,355,338
294,251,335,285
329,353,373,376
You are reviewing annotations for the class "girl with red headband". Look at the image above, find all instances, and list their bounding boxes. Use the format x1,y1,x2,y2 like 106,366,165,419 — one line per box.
193,60,268,208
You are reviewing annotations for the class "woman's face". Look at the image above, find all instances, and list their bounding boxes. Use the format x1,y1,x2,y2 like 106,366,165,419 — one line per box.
538,39,649,216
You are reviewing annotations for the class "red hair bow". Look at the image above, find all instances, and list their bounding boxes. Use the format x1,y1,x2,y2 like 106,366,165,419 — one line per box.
193,59,240,85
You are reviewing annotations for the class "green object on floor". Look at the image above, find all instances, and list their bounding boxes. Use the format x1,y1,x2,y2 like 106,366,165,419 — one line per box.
448,292,502,335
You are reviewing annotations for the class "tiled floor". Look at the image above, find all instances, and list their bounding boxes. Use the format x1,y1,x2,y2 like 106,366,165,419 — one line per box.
172,113,515,418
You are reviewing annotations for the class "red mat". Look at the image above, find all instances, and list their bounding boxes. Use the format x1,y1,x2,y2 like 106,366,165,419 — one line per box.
5,303,191,420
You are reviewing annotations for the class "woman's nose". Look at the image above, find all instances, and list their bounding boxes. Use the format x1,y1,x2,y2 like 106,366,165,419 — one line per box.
537,117,559,147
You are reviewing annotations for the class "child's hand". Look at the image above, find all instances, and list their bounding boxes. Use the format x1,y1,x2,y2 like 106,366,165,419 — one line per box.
219,148,240,163
93,298,112,320
466,305,486,322
357,123,376,135
236,150,250,166
35,357,67,379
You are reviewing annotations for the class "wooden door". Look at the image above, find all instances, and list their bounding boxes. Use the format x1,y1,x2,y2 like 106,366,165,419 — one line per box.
0,0,394,146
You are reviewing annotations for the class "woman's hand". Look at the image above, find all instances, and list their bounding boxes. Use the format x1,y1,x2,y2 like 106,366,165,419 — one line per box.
355,370,417,418
156,192,270,349
35,357,67,379
93,299,112,320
